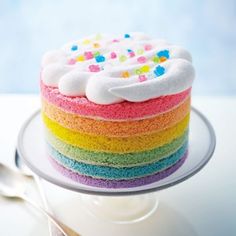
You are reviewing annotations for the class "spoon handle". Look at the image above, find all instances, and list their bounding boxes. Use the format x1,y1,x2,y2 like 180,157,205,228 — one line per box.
34,175,64,236
19,193,81,236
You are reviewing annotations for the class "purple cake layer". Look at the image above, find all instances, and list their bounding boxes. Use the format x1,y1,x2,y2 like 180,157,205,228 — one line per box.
49,151,188,189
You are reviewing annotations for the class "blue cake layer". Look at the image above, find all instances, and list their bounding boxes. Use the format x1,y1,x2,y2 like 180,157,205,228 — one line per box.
48,141,188,180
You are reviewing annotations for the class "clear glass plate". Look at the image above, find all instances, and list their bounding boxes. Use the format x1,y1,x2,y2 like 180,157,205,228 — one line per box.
17,107,216,196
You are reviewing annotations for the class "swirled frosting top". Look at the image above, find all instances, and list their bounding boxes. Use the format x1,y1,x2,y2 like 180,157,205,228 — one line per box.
41,32,195,105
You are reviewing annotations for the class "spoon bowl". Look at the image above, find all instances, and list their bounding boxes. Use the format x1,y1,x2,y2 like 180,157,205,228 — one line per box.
0,163,27,194
0,162,81,236
0,186,21,199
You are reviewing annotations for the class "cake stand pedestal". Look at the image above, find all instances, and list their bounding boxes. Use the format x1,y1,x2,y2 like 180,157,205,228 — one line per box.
17,107,216,225
80,192,159,224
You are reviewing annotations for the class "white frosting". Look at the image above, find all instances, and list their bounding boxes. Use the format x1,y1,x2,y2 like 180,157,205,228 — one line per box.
41,33,195,105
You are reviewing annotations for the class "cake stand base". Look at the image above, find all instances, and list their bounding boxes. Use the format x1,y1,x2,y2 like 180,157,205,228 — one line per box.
80,193,158,224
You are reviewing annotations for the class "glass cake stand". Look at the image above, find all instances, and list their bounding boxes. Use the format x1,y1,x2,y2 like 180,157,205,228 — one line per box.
17,107,216,224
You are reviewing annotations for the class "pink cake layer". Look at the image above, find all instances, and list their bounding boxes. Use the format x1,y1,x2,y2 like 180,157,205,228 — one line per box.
40,80,191,120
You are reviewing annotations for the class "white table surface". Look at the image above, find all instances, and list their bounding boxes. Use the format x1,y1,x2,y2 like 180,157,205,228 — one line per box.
0,94,235,236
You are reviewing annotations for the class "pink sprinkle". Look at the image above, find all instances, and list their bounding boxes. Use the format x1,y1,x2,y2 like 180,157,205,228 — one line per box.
110,52,117,59
84,51,93,60
68,58,76,65
137,56,147,63
144,44,152,51
89,64,100,72
112,39,119,43
129,51,135,57
138,75,147,82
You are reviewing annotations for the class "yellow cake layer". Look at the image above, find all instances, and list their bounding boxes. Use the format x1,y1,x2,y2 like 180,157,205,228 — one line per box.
42,113,190,153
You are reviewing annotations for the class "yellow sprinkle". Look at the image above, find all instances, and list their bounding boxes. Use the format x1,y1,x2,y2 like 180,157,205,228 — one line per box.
82,39,91,45
137,48,144,55
119,55,127,62
140,65,150,73
76,55,85,62
121,71,130,78
95,34,102,40
93,43,100,48
135,69,142,75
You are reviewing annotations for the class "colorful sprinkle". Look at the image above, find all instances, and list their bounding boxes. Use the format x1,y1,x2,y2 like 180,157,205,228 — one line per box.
152,56,160,63
112,39,119,43
160,56,167,62
95,34,102,40
137,48,144,55
93,51,100,57
124,34,130,38
135,69,142,75
110,52,117,59
138,75,147,82
95,55,105,63
68,58,76,65
89,65,100,72
154,65,165,77
71,45,78,51
144,44,152,51
140,65,150,73
119,55,127,62
157,50,170,59
76,55,85,62
82,39,91,45
93,43,100,48
121,71,130,78
84,51,93,60
127,49,132,53
137,56,147,64
129,51,135,57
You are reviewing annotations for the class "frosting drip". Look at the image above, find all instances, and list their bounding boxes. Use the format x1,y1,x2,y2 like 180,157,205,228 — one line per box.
41,32,195,105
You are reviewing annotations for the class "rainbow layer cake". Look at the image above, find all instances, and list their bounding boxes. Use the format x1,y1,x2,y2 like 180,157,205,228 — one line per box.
40,33,195,188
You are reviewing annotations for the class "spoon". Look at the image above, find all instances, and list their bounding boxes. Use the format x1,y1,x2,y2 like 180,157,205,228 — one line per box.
14,150,32,177
15,150,65,236
0,162,81,236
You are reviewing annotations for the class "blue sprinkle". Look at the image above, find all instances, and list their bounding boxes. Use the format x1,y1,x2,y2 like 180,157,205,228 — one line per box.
157,50,169,59
71,45,78,51
95,55,105,63
124,34,130,38
154,65,165,77
127,49,132,52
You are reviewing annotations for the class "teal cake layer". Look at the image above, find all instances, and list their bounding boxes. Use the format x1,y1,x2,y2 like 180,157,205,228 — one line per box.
48,141,188,180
